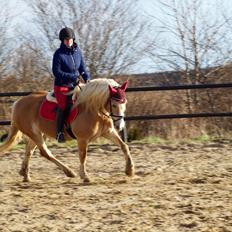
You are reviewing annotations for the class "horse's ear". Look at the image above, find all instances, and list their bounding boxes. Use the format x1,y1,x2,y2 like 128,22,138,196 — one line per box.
109,85,117,95
120,80,129,91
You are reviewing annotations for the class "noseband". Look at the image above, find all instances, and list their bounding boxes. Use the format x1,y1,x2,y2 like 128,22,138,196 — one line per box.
109,99,124,122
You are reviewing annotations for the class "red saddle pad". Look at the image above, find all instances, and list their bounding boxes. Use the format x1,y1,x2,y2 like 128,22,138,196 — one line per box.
39,100,78,124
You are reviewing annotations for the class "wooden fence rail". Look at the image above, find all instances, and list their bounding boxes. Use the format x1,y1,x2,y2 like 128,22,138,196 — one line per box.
1,82,232,126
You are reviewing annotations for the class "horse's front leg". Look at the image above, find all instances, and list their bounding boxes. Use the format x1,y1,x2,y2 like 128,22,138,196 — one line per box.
104,129,135,177
77,139,90,183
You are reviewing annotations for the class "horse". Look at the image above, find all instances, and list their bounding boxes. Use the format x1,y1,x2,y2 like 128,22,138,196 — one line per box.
0,78,135,183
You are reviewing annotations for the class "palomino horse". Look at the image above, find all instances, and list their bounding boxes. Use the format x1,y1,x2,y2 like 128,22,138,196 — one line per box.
0,78,134,182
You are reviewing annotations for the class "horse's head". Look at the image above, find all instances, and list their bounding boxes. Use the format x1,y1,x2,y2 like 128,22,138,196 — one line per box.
108,80,128,131
76,78,128,131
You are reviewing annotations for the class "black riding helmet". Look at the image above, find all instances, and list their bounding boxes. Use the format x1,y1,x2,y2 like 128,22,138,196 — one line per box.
59,27,75,41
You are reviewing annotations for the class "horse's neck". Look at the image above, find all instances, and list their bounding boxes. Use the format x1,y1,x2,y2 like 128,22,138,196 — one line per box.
76,101,109,120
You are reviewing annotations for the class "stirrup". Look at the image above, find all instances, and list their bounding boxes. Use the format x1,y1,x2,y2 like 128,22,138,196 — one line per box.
56,132,65,143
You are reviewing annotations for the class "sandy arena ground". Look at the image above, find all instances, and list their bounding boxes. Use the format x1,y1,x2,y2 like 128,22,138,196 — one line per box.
0,140,232,232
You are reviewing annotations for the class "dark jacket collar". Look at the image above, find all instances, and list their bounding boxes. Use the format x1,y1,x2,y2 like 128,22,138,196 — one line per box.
60,42,78,53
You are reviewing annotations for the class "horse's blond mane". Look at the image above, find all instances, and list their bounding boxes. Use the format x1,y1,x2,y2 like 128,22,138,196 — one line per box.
76,78,119,112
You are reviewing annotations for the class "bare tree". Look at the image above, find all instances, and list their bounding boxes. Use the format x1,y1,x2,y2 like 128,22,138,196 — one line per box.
11,42,53,90
148,0,231,112
23,0,153,78
0,3,14,76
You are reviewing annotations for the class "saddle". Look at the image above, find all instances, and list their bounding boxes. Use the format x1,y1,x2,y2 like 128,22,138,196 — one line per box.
39,92,78,124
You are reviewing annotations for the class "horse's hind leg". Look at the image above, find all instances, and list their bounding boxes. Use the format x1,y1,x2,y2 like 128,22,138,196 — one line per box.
27,132,76,178
19,138,36,182
104,129,135,177
77,139,90,183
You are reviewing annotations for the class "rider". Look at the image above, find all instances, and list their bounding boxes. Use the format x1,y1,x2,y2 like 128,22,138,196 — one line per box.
52,27,90,143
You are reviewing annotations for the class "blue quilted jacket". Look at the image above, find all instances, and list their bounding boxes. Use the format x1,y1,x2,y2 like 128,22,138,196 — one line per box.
52,42,90,87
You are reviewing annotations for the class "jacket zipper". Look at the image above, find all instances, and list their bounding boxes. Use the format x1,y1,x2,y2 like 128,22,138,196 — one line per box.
71,54,76,72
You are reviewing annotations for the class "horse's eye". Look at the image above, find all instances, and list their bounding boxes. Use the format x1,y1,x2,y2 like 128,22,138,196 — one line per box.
112,104,117,108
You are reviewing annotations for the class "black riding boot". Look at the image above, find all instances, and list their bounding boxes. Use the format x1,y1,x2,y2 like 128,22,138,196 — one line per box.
56,108,65,143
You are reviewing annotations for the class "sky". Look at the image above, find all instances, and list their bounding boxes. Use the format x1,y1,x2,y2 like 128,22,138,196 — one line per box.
4,0,232,74
9,0,155,31
6,0,159,74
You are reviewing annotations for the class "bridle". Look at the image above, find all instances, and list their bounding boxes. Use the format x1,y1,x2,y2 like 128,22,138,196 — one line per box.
102,98,125,123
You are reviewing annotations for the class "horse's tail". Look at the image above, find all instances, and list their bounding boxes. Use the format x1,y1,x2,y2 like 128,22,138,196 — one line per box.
0,123,21,153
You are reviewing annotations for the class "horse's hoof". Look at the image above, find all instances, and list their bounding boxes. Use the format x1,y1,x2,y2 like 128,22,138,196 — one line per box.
22,177,31,182
65,170,77,178
83,177,91,183
19,169,28,177
125,168,135,177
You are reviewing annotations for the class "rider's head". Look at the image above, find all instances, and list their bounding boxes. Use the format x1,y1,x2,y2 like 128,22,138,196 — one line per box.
59,27,75,42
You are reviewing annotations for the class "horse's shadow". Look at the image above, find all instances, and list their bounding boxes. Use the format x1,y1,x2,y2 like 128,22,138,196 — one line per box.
4,175,137,192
